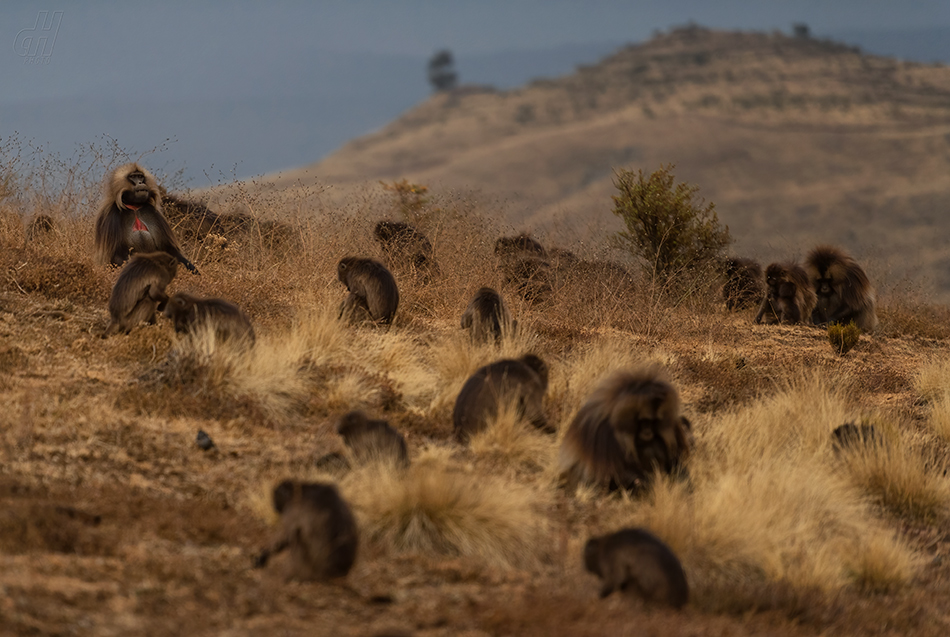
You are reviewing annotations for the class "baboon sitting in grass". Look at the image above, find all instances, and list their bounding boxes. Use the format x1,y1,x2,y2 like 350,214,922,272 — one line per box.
584,527,689,608
558,367,693,493
336,411,410,468
337,256,399,325
453,354,550,443
104,252,178,337
162,292,255,346
254,480,358,582
754,262,816,325
460,287,515,343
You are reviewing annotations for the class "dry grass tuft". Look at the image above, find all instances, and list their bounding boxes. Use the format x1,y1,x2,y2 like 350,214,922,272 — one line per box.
913,356,950,404
342,447,549,567
468,397,558,474
605,373,919,612
840,434,950,523
127,322,309,426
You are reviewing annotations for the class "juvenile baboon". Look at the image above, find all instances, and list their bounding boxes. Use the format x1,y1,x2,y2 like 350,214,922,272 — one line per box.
831,422,881,453
94,163,198,273
373,220,437,280
722,257,763,311
584,528,689,608
453,354,550,442
336,411,410,468
460,287,515,342
337,257,399,325
754,262,816,325
27,214,55,240
254,480,358,581
162,292,255,345
806,245,878,332
558,367,693,493
104,252,179,336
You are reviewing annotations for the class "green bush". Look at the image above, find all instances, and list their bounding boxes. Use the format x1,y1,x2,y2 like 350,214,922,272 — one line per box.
612,164,730,290
829,321,861,355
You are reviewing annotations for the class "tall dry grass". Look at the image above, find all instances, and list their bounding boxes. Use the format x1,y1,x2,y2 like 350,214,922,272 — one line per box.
603,373,921,611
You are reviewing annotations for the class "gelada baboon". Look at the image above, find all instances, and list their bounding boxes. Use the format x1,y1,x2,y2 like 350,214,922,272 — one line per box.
373,220,437,280
584,527,689,608
336,411,410,468
337,257,399,325
254,480,358,581
494,233,553,303
453,354,550,442
558,367,693,493
94,163,198,273
460,287,515,343
494,233,547,258
754,262,816,325
805,245,878,332
104,251,178,336
162,292,256,346
722,257,763,311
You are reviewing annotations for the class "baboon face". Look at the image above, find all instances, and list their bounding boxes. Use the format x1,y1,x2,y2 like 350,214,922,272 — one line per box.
122,170,152,206
814,275,834,296
610,394,680,473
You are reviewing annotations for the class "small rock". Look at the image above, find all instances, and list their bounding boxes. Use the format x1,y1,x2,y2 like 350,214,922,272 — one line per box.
196,430,216,451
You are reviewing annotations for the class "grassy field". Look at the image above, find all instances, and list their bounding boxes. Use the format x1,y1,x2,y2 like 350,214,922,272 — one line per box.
2,155,950,636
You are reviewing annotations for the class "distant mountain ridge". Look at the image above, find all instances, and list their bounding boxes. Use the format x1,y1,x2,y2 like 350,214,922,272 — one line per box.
271,26,950,301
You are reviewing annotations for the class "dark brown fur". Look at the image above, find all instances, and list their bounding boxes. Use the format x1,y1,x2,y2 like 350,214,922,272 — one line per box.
94,163,198,273
162,292,255,345
452,354,550,442
754,262,816,325
337,257,399,325
494,234,547,258
373,220,437,280
104,252,179,336
584,528,689,608
460,287,515,342
558,367,693,493
722,257,764,311
806,245,878,332
336,411,410,468
253,480,358,581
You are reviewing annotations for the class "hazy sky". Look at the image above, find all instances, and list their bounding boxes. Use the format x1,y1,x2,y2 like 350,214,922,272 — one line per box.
3,1,950,181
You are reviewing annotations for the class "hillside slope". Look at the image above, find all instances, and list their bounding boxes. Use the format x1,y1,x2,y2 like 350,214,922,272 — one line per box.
269,26,950,300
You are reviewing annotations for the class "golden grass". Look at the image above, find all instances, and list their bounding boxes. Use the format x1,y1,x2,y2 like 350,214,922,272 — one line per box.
468,397,558,475
913,356,950,404
602,373,920,611
341,447,549,567
840,434,950,523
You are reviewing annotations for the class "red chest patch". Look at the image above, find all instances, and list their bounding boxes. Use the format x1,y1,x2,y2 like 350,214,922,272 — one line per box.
132,216,148,232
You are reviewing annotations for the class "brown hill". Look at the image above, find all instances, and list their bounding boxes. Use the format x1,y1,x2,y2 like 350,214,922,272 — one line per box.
268,26,950,301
